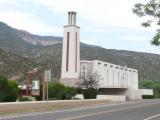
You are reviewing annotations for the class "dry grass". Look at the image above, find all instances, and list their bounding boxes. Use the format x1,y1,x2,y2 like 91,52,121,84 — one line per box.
0,99,110,116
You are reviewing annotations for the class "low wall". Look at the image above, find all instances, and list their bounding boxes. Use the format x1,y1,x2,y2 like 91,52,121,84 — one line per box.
140,89,154,96
97,95,126,101
0,99,110,115
74,94,84,99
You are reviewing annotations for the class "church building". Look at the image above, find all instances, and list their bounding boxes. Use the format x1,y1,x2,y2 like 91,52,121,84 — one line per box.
60,11,80,86
60,11,142,100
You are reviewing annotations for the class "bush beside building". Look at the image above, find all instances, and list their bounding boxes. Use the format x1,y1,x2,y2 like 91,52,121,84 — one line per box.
0,75,18,102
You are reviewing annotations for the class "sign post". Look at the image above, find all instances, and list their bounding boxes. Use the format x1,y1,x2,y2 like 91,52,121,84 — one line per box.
44,70,51,105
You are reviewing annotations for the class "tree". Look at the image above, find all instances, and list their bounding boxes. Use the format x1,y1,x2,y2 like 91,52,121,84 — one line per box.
139,80,154,89
139,80,160,98
78,72,101,99
133,0,160,46
152,83,160,98
79,72,101,89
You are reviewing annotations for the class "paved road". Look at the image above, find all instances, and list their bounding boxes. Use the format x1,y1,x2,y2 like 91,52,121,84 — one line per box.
1,100,160,120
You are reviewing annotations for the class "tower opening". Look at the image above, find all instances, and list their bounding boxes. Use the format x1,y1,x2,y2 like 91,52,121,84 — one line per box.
68,11,76,26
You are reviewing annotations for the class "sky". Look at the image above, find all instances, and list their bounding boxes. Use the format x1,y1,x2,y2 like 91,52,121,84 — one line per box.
0,0,159,54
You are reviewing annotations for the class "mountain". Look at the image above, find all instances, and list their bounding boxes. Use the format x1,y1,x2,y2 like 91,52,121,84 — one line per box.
0,48,38,82
0,22,36,56
0,22,63,57
33,43,160,81
80,45,160,81
16,30,62,46
0,21,160,81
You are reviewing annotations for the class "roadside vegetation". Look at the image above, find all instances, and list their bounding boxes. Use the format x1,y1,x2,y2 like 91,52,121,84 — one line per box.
139,80,160,98
0,75,18,102
45,81,97,100
48,82,76,100
0,74,98,102
2,73,160,102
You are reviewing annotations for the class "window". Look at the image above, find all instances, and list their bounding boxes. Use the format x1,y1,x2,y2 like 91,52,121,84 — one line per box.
83,66,85,70
75,32,77,72
98,62,101,65
104,64,107,66
66,32,70,72
83,66,86,79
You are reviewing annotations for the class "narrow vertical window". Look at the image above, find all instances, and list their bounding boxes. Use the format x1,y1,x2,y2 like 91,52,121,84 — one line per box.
127,73,128,86
66,32,70,72
83,66,85,79
131,73,133,87
75,32,77,72
118,72,120,86
71,13,73,25
107,70,108,87
113,71,114,86
122,73,124,86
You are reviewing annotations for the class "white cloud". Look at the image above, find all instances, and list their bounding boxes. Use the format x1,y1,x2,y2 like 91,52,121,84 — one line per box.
23,0,156,34
0,0,159,54
119,36,151,42
0,9,62,36
0,0,155,34
29,0,149,29
81,37,99,45
137,45,160,55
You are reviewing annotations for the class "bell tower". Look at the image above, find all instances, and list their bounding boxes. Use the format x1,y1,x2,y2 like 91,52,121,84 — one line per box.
60,11,80,86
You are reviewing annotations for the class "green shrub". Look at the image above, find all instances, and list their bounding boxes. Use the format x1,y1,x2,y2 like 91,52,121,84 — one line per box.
0,76,8,102
82,88,97,99
48,98,58,100
76,87,82,94
48,82,65,100
19,97,32,101
0,75,18,102
4,81,18,102
64,87,77,100
142,95,154,99
152,83,160,98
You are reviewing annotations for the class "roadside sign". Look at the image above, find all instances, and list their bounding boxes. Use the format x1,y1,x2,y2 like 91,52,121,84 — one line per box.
31,80,40,96
44,70,51,82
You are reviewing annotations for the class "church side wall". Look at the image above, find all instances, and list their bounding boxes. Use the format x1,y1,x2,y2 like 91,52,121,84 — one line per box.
82,60,139,89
